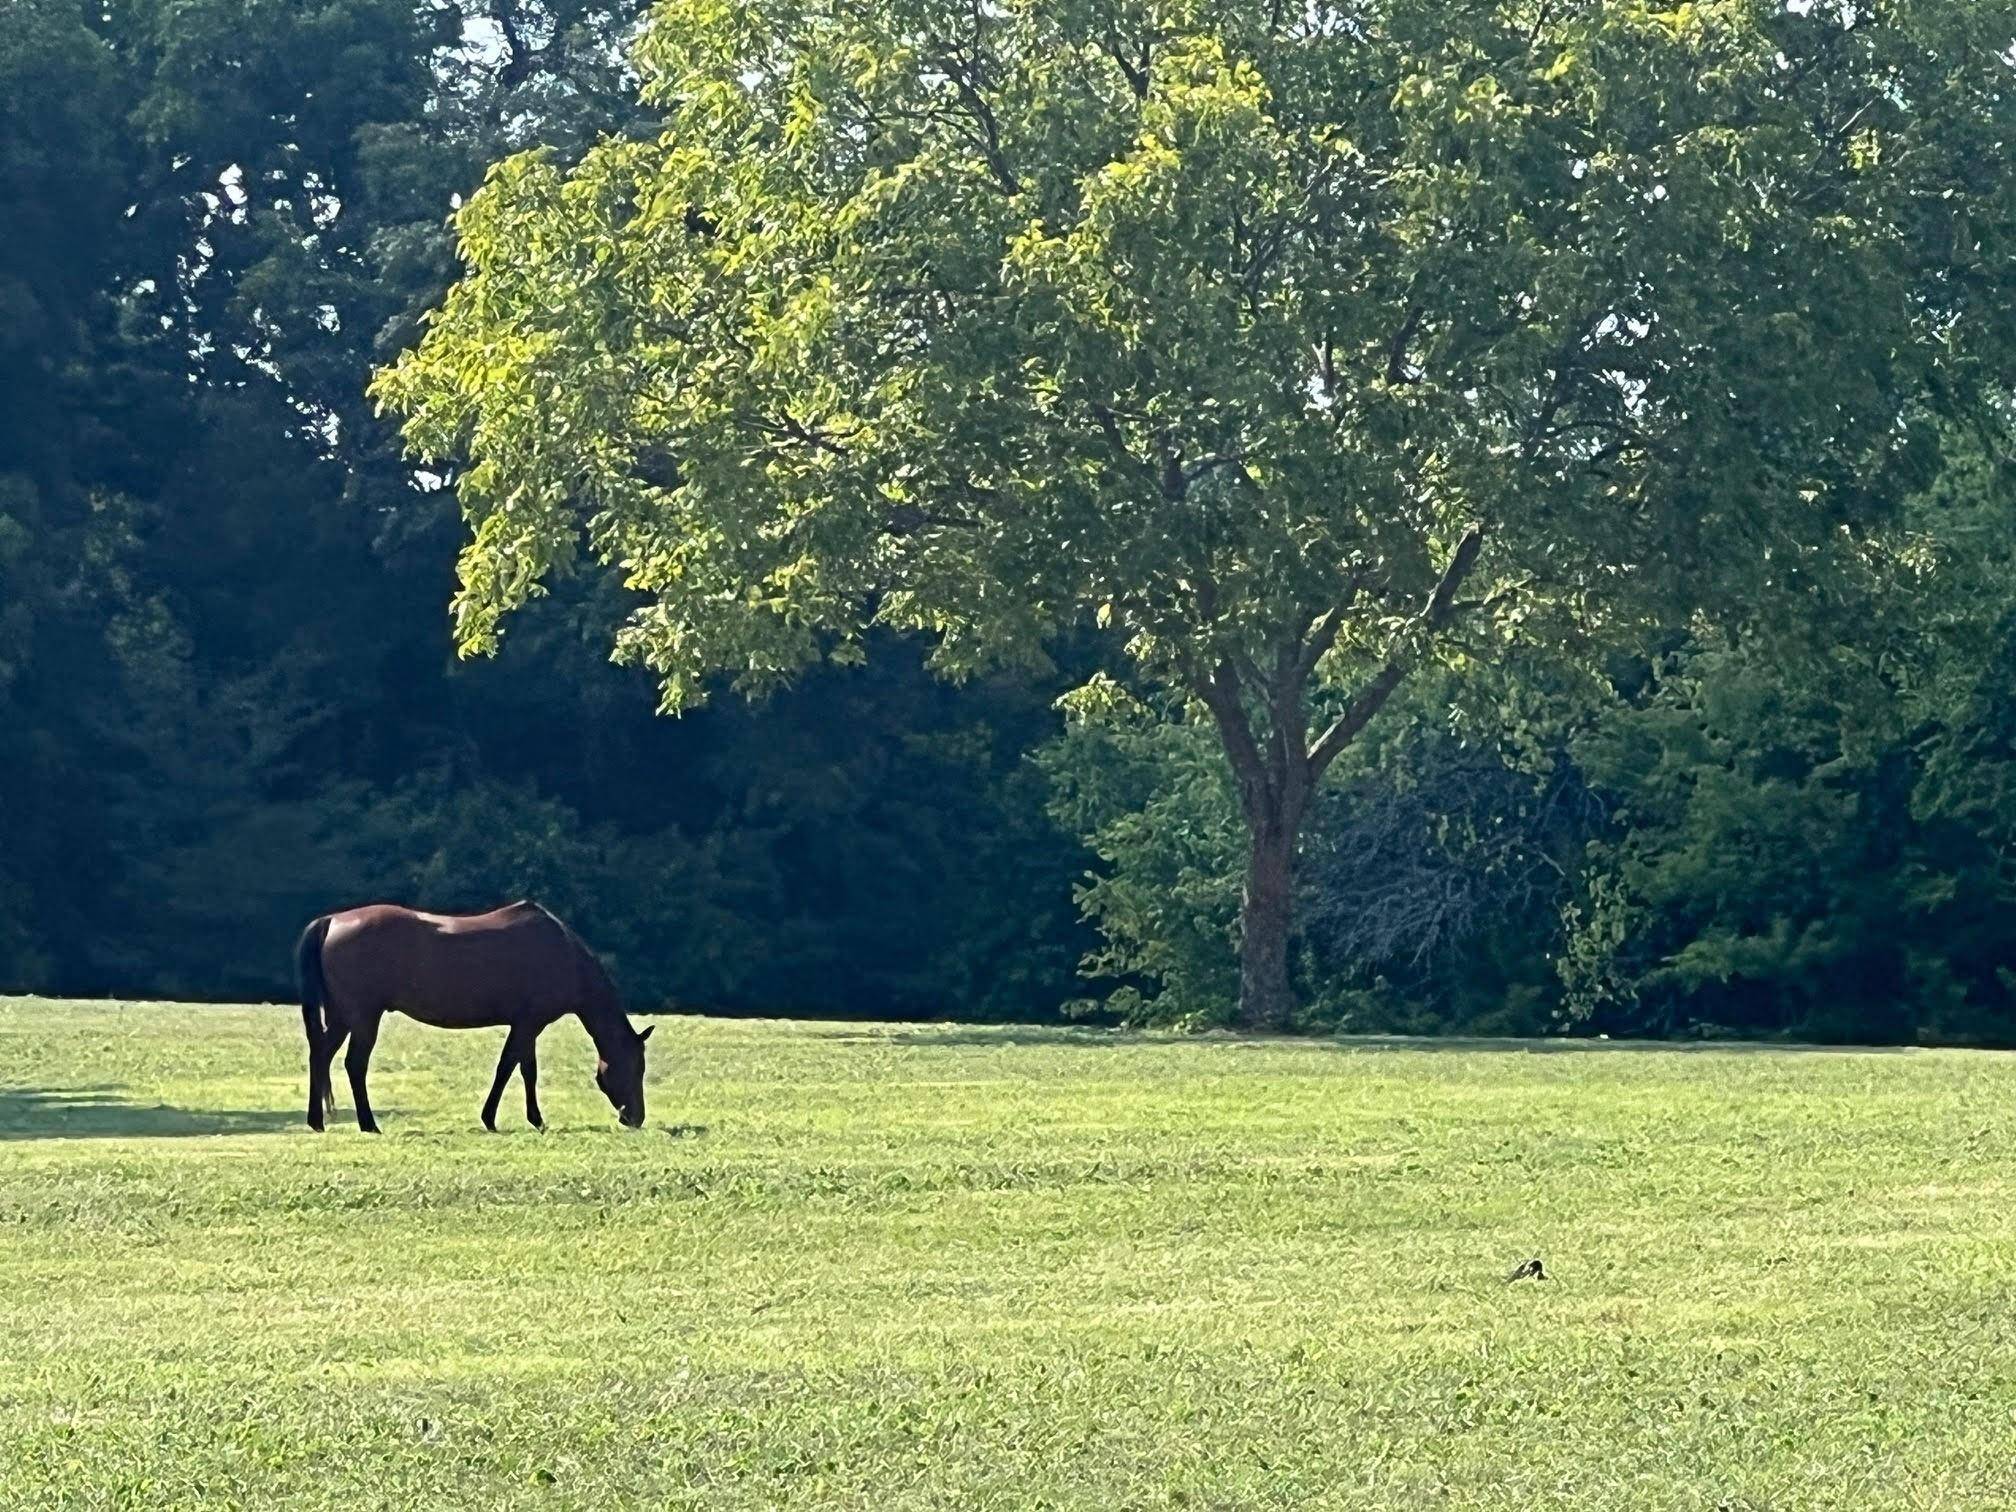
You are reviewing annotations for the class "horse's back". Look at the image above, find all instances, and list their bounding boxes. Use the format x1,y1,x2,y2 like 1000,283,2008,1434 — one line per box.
320,901,592,1027
329,898,540,934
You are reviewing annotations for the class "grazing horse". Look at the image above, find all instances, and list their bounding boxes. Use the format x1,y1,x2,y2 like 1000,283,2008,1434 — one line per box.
295,901,653,1133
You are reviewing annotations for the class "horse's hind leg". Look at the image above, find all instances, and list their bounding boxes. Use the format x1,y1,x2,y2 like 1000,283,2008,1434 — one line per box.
308,1020,349,1132
345,1011,382,1134
320,1021,349,1121
481,1026,527,1132
306,1028,325,1132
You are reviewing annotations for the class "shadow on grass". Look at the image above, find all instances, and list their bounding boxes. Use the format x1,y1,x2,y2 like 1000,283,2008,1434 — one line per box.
820,1027,1143,1051
0,1085,299,1139
820,1026,1912,1056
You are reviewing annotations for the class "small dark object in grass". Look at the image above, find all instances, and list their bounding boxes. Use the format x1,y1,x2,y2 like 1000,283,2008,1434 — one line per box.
1505,1257,1548,1283
661,1123,709,1139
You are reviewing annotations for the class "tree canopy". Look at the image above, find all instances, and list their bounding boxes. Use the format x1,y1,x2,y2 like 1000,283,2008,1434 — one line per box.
380,0,2016,1025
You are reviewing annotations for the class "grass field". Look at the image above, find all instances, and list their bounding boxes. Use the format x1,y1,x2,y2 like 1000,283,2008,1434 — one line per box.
5,1000,2016,1510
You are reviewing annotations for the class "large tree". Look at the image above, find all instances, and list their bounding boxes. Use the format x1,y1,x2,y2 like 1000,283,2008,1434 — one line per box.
377,0,2016,1027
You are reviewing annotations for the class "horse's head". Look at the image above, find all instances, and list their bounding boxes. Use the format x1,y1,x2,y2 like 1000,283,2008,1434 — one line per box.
595,1023,653,1128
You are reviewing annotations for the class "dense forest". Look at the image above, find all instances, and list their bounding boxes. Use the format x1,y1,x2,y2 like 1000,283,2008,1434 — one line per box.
7,0,2016,1044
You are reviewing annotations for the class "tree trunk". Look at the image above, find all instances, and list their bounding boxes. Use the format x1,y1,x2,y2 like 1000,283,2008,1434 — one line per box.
1236,812,1299,1032
1193,532,1484,1032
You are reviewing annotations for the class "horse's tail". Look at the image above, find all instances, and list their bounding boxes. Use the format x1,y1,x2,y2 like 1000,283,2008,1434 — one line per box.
296,915,332,1116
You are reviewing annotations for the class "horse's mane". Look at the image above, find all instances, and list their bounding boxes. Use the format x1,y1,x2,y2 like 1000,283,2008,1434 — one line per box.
520,901,628,1032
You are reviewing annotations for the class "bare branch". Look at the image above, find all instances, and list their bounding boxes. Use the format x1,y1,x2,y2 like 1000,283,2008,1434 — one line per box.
1303,754,1605,972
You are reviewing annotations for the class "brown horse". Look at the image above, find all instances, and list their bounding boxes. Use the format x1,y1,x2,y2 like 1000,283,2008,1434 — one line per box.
294,901,652,1133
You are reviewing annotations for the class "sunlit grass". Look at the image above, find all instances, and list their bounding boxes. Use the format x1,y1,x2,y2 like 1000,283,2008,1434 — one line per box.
4,997,2016,1508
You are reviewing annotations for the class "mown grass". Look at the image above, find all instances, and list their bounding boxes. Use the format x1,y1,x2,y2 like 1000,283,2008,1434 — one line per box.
4,997,2016,1509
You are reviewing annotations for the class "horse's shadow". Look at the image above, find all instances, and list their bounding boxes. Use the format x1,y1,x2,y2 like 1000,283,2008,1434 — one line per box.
0,1086,298,1140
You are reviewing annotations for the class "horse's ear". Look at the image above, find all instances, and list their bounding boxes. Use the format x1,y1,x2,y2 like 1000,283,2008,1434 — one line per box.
637,1025,654,1044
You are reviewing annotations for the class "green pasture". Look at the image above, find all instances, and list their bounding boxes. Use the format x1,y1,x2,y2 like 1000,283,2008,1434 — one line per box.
3,998,2015,1509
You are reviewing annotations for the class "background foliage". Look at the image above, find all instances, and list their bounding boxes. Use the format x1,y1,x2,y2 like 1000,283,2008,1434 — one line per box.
0,0,1089,1017
5,0,2016,1044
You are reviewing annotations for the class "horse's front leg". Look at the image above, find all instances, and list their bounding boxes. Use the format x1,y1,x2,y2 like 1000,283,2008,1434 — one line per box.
520,1028,544,1131
481,1025,526,1132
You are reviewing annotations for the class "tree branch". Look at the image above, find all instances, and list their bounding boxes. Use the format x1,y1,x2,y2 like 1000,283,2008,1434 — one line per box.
1294,572,1365,683
1422,526,1484,627
1385,303,1425,385
1307,528,1483,776
750,412,855,457
1190,658,1273,821
883,502,979,536
1181,452,1246,487
1306,663,1406,779
929,49,1022,196
1087,400,1161,492
1101,33,1151,99
490,2,527,83
1268,630,1310,779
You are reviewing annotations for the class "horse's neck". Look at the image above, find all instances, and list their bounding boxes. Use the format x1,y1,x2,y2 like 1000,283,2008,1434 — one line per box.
575,999,628,1053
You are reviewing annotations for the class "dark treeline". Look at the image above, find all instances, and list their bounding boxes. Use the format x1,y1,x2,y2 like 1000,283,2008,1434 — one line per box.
6,1,2016,1043
1,0,1090,1017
